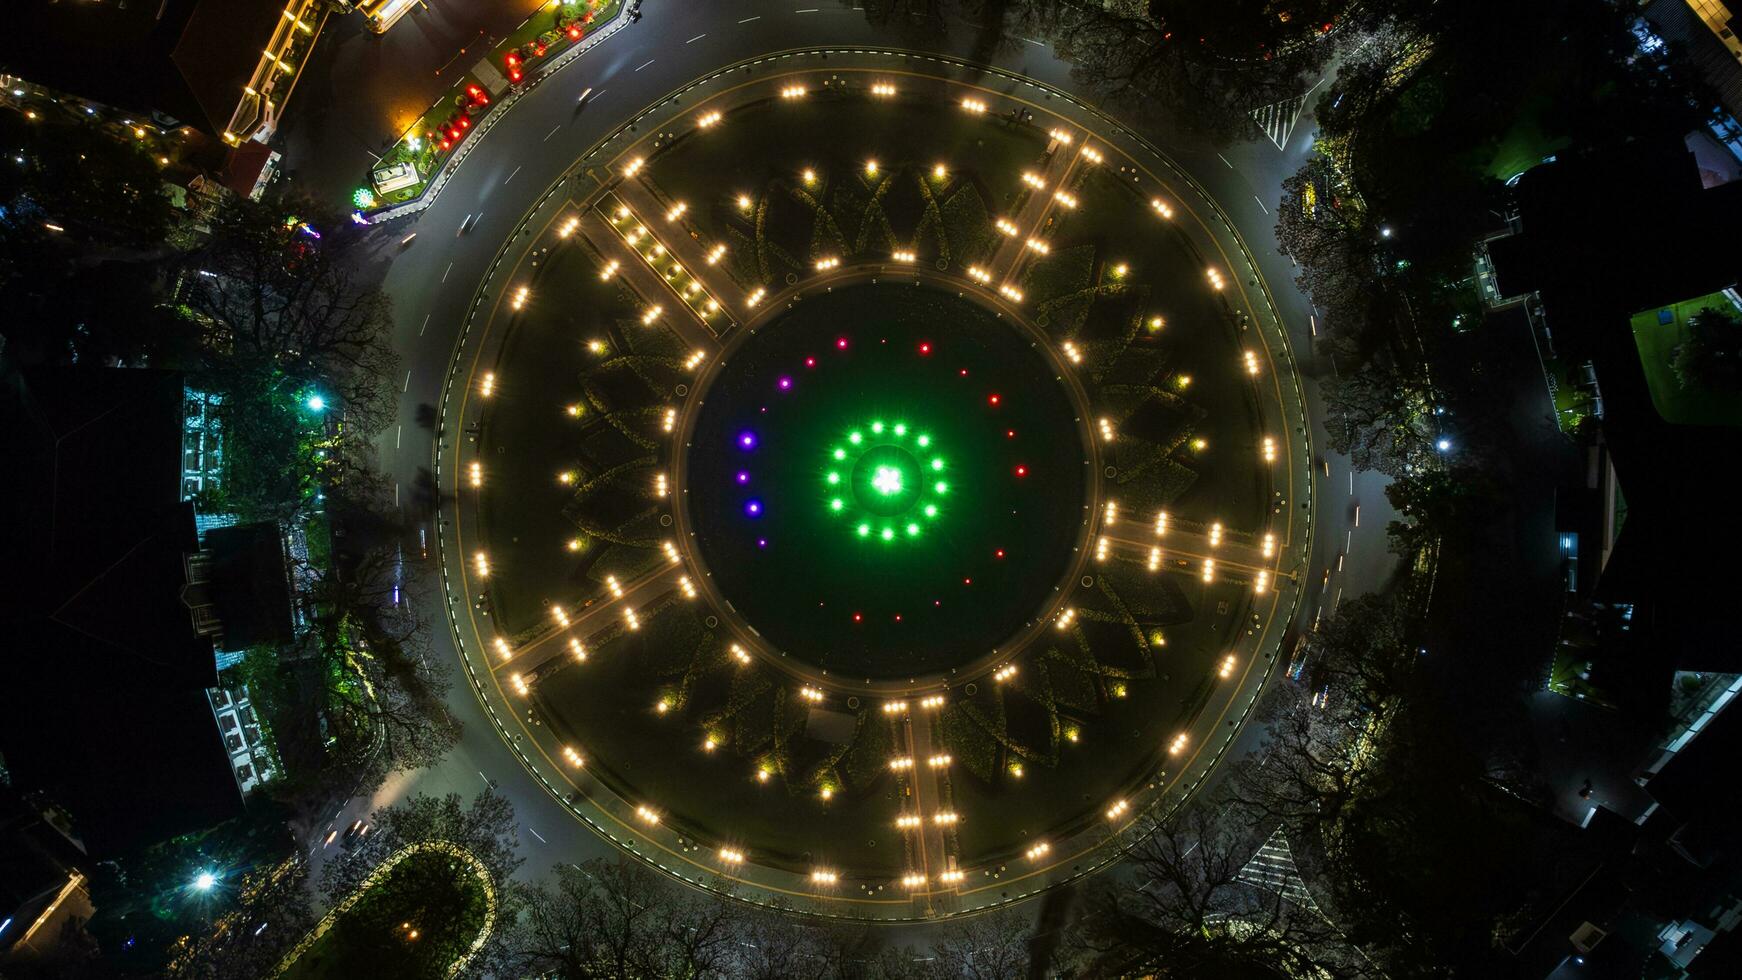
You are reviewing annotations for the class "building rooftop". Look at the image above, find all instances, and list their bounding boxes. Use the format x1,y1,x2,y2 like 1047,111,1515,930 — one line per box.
0,366,242,857
1490,135,1742,675
0,0,285,136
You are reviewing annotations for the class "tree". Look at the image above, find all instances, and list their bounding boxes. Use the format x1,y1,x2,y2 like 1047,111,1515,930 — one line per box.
502,857,740,978
0,111,175,255
82,801,298,976
1672,307,1742,392
182,194,399,523
994,0,1324,145
165,855,316,980
1275,154,1386,346
1072,804,1346,978
1383,466,1489,558
1320,353,1435,476
0,112,185,365
303,494,461,795
1148,0,1346,62
321,788,522,916
1227,595,1410,841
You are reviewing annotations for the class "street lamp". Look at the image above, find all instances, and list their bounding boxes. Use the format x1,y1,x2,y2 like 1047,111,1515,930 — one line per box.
192,871,218,892
305,394,326,412
1436,437,1452,452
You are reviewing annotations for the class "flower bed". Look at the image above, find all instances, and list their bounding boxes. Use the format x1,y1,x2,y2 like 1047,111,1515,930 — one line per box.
355,0,620,212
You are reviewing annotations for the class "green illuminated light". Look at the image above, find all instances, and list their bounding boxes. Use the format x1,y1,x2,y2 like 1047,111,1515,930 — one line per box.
872,465,904,496
827,416,950,546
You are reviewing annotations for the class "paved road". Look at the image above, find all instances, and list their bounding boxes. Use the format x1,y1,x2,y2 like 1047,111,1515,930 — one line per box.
297,0,1399,942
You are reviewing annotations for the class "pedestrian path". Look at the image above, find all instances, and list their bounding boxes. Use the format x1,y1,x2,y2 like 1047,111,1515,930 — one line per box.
1237,826,1316,908
1251,95,1306,151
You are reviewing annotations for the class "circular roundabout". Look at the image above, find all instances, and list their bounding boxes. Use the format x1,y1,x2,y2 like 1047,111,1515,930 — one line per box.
442,53,1311,919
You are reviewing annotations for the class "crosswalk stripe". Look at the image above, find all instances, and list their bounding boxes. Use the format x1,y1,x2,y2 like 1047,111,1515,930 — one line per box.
1237,827,1316,907
1250,95,1306,151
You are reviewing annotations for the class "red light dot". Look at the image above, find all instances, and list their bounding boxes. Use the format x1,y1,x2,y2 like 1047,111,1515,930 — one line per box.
1015,465,1028,477
836,337,849,350
852,612,863,623
919,342,932,355
988,393,1001,406
805,357,816,368
959,368,969,377
894,614,903,622
934,599,941,606
963,577,973,586
1006,429,1016,439
995,549,1006,559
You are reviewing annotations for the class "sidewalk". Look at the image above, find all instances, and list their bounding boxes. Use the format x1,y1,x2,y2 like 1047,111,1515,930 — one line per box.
275,1,548,205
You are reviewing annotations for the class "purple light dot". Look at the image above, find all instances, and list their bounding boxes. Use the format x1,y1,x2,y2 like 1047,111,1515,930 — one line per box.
757,538,768,548
745,499,764,517
735,471,750,485
778,376,793,391
738,431,757,450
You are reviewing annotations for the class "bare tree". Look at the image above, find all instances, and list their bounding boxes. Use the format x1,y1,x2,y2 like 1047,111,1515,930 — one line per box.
927,908,1035,979
1072,805,1345,978
1321,355,1435,476
504,857,740,978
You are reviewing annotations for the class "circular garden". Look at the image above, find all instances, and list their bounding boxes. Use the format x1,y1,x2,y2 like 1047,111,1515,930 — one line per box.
454,59,1304,917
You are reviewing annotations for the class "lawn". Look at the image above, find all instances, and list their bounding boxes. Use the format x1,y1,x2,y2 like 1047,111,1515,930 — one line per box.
476,235,682,638
279,848,490,980
646,95,1043,284
1629,293,1742,428
478,79,1286,886
536,599,908,879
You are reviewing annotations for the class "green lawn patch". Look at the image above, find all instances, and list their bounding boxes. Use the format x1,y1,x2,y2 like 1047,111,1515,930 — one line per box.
477,239,676,636
278,847,491,980
1630,293,1742,428
1486,93,1570,182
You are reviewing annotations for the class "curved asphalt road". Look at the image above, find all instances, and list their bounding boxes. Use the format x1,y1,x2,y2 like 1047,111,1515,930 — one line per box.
304,0,1400,944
